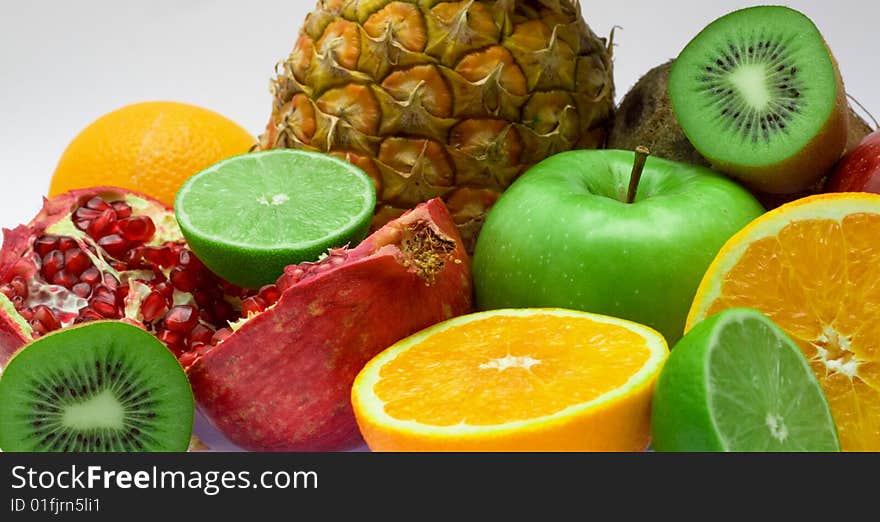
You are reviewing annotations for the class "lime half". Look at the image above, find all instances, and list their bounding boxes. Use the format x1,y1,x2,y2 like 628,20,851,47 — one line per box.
175,150,376,288
651,308,839,452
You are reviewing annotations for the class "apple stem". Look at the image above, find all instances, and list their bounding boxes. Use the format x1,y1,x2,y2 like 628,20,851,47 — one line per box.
626,146,651,204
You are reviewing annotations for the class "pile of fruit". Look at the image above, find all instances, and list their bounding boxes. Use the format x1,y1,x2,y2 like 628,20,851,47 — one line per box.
1,3,879,452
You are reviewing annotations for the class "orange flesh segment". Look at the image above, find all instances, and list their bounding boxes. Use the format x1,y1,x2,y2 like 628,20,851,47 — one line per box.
704,214,880,450
374,314,652,427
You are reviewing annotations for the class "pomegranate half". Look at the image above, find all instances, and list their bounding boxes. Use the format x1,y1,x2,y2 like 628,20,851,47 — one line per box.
187,198,473,451
0,187,242,361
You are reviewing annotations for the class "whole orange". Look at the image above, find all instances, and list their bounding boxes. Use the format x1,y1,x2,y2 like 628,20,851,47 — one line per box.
49,101,256,206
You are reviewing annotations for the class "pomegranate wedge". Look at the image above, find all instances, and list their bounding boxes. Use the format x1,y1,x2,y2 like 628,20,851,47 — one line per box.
0,187,244,361
186,199,473,451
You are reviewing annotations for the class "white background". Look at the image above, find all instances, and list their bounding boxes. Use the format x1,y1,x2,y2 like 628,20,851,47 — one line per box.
1,0,877,228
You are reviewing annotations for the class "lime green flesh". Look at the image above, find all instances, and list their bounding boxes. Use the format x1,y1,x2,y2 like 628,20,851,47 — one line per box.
651,308,839,452
0,321,194,452
175,149,377,288
669,6,838,168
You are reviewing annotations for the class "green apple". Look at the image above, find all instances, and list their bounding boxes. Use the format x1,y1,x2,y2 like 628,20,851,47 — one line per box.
473,148,765,344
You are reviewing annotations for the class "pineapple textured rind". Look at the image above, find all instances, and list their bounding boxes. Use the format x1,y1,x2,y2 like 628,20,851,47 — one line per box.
261,0,615,250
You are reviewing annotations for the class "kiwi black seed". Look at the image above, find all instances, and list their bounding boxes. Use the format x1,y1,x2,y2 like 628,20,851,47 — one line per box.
0,321,193,452
668,6,849,194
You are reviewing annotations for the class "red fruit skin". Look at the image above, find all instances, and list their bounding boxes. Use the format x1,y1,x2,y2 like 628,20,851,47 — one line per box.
0,187,167,362
0,225,35,356
827,130,880,193
186,199,473,451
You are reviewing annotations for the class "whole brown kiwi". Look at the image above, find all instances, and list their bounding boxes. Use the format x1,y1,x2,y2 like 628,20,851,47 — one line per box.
608,61,874,208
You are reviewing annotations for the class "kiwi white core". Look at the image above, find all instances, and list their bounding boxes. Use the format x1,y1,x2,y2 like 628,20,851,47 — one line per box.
729,65,770,110
61,389,125,430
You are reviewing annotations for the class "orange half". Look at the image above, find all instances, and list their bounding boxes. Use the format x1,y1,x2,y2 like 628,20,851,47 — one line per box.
351,309,668,452
688,193,880,451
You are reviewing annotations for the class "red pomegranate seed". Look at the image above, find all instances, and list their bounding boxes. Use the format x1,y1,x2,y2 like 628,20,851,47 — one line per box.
87,209,117,239
58,237,78,252
110,200,132,218
85,196,111,211
164,305,199,333
0,285,14,299
76,307,104,323
10,276,28,298
154,282,173,300
18,307,35,320
178,351,198,368
157,329,186,352
211,300,234,322
116,284,129,307
92,285,116,305
258,284,281,306
241,296,266,316
29,318,47,336
72,282,92,298
41,250,65,279
143,246,175,267
74,206,101,223
211,327,233,345
177,249,204,270
63,248,92,275
102,273,120,291
33,305,61,332
117,216,156,242
141,292,168,323
192,290,208,308
124,246,145,269
34,235,59,257
97,234,128,259
190,323,215,344
92,300,118,318
170,267,198,292
79,267,102,286
51,270,78,289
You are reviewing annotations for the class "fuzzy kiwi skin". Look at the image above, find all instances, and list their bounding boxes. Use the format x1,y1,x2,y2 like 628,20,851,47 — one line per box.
610,61,873,207
608,61,712,168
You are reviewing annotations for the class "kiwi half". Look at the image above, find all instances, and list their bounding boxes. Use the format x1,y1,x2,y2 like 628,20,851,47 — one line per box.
668,6,848,194
0,321,193,452
609,62,872,165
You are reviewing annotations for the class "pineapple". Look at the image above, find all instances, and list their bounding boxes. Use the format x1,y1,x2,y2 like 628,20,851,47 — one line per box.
260,0,615,250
